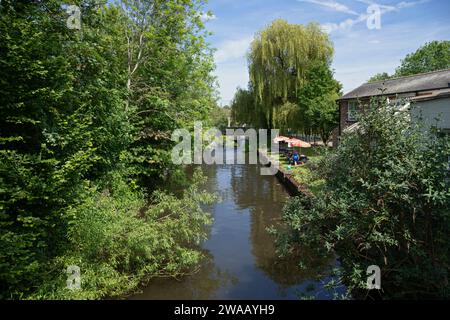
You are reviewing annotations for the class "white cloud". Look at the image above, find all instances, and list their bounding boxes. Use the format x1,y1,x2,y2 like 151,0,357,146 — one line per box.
298,0,359,15
321,0,430,34
214,36,253,64
214,63,250,106
397,0,430,9
322,17,361,33
214,36,254,105
356,0,430,11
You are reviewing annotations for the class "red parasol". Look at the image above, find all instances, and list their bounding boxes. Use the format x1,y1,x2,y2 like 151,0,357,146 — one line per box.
273,136,291,143
287,138,311,148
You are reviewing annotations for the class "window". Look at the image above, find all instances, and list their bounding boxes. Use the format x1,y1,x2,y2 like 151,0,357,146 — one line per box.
348,101,359,122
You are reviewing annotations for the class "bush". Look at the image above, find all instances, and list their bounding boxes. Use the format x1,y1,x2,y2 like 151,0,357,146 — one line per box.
29,168,217,300
279,99,450,299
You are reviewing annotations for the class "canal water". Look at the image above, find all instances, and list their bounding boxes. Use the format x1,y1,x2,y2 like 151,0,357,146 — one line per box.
130,148,339,300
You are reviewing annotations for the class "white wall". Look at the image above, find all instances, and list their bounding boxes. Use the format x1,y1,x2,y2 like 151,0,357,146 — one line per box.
411,97,450,131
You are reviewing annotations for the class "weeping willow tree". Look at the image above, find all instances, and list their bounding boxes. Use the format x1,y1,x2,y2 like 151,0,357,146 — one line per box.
273,102,301,132
248,19,334,129
230,86,266,128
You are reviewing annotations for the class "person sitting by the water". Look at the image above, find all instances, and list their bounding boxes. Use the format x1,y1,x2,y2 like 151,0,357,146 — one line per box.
292,152,300,166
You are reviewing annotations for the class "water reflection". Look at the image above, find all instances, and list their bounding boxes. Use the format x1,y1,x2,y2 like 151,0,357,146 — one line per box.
128,252,237,300
130,148,337,300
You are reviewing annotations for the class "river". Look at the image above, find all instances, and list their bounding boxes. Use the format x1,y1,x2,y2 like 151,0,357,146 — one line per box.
130,148,340,300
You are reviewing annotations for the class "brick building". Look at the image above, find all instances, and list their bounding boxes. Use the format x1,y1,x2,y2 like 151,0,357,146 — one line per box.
333,69,450,147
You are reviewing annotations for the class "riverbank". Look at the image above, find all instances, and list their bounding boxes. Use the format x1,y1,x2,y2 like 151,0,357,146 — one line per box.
258,149,324,197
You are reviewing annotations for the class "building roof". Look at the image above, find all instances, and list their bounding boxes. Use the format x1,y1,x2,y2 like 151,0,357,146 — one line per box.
410,88,450,102
339,69,450,100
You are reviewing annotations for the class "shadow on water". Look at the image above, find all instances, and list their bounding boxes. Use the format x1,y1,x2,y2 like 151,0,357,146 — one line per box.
129,148,342,300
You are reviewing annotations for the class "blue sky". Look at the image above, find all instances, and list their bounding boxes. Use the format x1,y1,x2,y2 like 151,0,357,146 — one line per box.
201,0,450,105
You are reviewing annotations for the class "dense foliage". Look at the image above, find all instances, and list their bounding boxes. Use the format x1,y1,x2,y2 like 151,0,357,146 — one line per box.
231,20,340,143
294,63,341,144
278,100,450,299
367,72,391,83
368,41,450,82
209,106,231,131
230,86,267,128
0,0,217,299
249,20,333,112
395,40,450,77
30,169,216,299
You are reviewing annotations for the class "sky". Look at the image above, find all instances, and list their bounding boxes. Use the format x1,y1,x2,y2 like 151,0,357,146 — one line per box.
200,0,450,106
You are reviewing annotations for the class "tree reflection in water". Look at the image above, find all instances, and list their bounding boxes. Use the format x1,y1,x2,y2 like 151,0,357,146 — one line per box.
129,251,237,300
229,161,334,290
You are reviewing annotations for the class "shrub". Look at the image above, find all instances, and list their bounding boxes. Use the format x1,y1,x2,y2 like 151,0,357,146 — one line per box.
29,168,217,300
279,99,450,299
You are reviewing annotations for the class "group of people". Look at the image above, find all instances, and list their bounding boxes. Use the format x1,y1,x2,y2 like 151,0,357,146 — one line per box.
285,151,308,166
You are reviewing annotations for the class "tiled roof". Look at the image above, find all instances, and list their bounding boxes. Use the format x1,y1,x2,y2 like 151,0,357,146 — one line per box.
339,69,450,100
410,88,450,102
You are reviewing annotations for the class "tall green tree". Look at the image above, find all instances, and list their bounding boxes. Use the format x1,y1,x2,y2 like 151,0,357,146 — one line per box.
248,20,334,129
297,62,341,143
121,0,217,187
230,87,266,128
395,40,450,77
0,0,218,299
0,0,130,297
